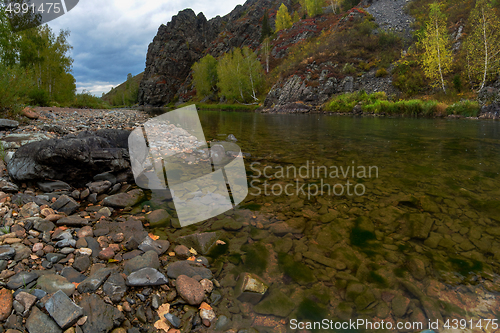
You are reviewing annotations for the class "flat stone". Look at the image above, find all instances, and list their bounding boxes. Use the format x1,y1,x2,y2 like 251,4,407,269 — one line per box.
0,119,19,129
36,274,75,297
102,189,144,208
0,178,18,192
0,245,15,260
123,250,159,275
253,288,295,317
11,243,31,261
92,218,147,243
15,291,37,315
98,247,115,260
37,181,71,192
234,272,268,304
174,245,190,259
61,267,87,283
87,180,112,194
164,313,181,328
103,273,127,303
77,268,113,293
26,306,62,333
166,260,212,279
76,226,93,238
7,272,38,290
33,219,56,232
73,255,91,272
137,236,169,255
177,232,218,255
145,209,171,228
0,288,13,321
20,202,40,218
45,290,83,329
175,275,205,305
51,195,80,215
79,294,124,333
303,251,346,270
126,267,168,286
46,253,66,263
56,215,89,227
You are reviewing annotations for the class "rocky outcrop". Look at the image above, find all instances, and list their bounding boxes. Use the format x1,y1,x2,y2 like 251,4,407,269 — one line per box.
7,129,132,186
139,0,278,106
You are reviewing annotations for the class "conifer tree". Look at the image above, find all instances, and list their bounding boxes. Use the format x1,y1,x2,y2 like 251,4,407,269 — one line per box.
261,10,272,41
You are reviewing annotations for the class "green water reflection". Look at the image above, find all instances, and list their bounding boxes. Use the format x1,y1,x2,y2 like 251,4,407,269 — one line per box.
159,111,500,332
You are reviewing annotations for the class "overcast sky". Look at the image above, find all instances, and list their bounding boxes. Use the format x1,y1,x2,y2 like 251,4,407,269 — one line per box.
47,0,245,96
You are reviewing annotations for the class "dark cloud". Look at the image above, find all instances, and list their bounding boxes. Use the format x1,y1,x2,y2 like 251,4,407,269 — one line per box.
48,0,244,95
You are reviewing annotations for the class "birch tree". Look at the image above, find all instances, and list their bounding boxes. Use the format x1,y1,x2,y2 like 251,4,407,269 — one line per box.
275,4,292,32
465,0,500,90
418,3,452,93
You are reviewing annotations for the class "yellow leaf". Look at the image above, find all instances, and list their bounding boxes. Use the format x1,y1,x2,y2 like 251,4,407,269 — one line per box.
189,247,197,255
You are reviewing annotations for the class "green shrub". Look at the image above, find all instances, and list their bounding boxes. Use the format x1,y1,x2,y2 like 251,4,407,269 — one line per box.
28,88,50,106
71,90,110,109
375,68,388,77
452,74,462,92
342,63,356,74
342,0,360,11
392,61,426,96
446,100,480,117
0,64,32,110
378,30,400,48
363,99,439,116
325,91,386,112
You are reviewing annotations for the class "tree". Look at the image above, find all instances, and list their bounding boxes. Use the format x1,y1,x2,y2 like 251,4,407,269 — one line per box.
418,3,453,93
260,10,272,41
192,54,218,98
329,0,340,14
275,3,292,32
465,0,500,90
305,0,324,17
217,47,264,103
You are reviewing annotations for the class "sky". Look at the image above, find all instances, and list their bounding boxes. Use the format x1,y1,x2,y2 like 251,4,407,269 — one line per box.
47,0,245,96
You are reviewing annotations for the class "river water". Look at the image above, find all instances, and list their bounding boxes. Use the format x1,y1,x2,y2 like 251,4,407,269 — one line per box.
151,110,500,332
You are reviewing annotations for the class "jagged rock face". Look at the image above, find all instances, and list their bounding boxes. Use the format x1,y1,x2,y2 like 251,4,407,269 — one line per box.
139,0,277,106
138,9,222,106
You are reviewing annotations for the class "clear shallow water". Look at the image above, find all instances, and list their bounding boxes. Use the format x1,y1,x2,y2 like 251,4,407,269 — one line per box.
155,111,500,332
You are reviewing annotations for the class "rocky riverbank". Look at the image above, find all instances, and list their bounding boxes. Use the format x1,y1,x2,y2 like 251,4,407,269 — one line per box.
0,108,245,333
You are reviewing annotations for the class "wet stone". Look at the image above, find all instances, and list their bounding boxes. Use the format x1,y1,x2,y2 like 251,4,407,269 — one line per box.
51,195,79,215
176,275,205,305
33,219,55,232
166,260,213,279
46,253,66,263
15,291,37,315
11,243,30,261
73,255,91,272
102,189,144,208
177,232,218,255
77,226,93,238
164,313,181,328
20,202,40,218
61,267,87,283
37,181,71,192
57,215,89,227
392,295,410,318
79,294,124,333
145,209,171,228
235,273,268,304
253,288,295,317
126,267,168,287
45,290,83,329
137,236,169,255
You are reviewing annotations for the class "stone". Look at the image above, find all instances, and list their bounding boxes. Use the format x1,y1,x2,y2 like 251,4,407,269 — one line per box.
0,288,13,321
102,189,144,208
391,295,410,318
61,267,87,283
253,288,295,317
73,255,91,272
87,180,112,194
126,267,168,287
26,307,62,333
51,195,80,215
175,275,205,305
174,245,190,259
77,226,93,238
302,251,346,270
0,119,19,129
177,232,218,255
14,291,37,315
408,213,434,239
79,294,124,333
36,274,75,297
10,243,30,261
123,250,159,275
57,215,89,227
98,247,115,260
164,313,181,328
0,245,15,260
37,181,71,192
46,253,66,263
166,260,212,279
408,257,426,280
145,209,171,227
7,272,38,290
45,290,83,329
137,236,169,255
33,219,56,232
7,129,131,186
20,202,40,218
77,268,113,293
103,273,127,303
234,273,268,304
0,178,19,192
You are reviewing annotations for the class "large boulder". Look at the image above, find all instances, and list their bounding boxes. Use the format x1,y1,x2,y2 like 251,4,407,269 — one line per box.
7,129,131,186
